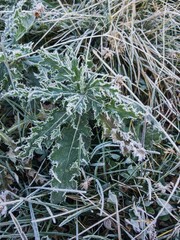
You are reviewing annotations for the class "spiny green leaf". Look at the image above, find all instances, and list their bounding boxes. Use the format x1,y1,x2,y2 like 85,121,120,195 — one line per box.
19,108,68,159
14,10,35,41
50,115,92,203
105,100,139,120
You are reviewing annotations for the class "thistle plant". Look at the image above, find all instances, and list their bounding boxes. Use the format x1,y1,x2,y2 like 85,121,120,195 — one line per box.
0,0,179,239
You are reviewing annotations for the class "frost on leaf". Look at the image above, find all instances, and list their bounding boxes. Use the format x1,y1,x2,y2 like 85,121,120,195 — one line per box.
13,10,35,41
154,182,174,194
0,191,9,217
111,128,147,161
19,109,67,160
157,198,174,216
50,116,91,203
